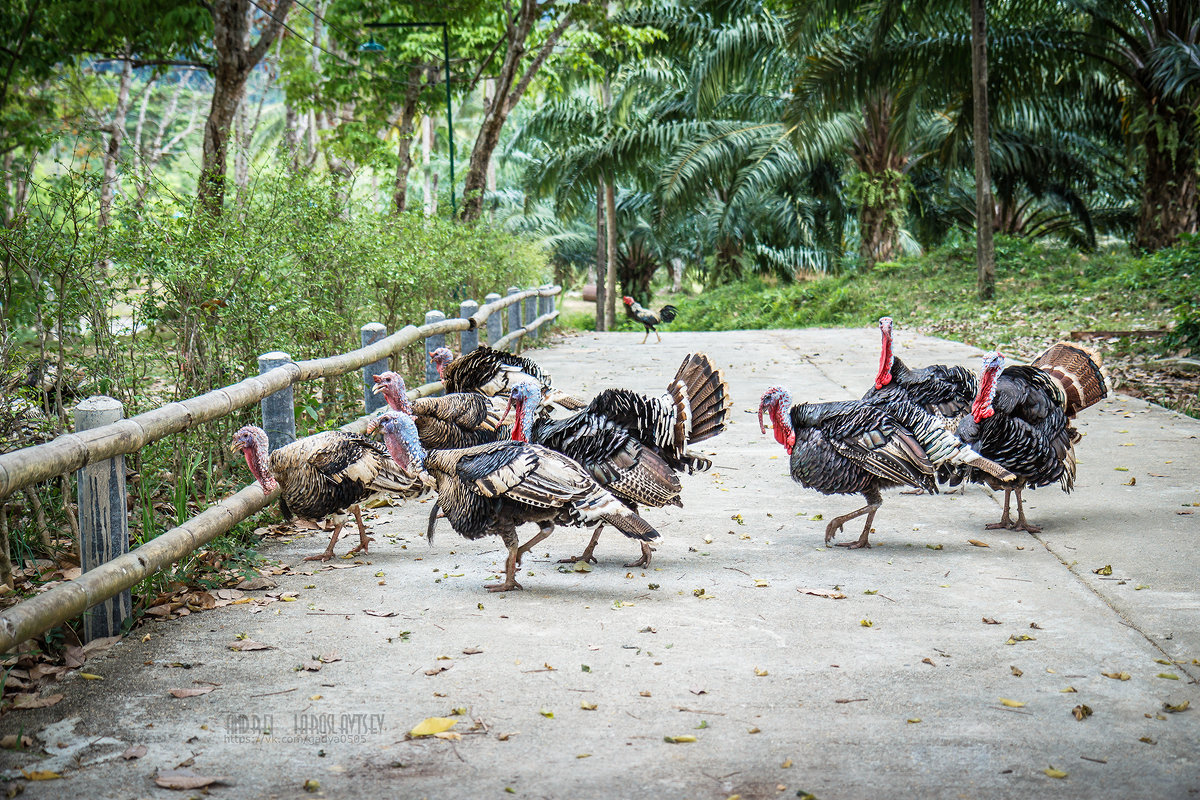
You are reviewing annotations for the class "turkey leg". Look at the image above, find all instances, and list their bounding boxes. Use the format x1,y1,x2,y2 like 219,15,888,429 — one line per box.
515,523,555,567
985,488,1015,530
825,499,881,549
486,529,524,592
558,525,602,565
1010,487,1042,533
345,504,374,555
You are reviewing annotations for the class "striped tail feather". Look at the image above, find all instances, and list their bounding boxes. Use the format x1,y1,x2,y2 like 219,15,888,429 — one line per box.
670,353,732,444
1032,341,1108,418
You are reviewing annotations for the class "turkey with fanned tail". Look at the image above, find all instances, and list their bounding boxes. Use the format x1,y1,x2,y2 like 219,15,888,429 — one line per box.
506,352,732,566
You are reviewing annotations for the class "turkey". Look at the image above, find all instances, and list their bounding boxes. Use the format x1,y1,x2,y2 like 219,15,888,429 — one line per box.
505,352,731,566
429,345,585,410
863,317,977,430
232,425,430,561
372,371,507,450
375,410,659,593
758,386,1014,548
622,296,678,344
955,343,1107,532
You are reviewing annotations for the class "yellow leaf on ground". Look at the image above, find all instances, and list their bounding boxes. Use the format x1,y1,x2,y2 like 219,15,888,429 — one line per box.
79,673,104,680
860,619,873,628
999,698,1026,708
1092,565,1113,575
433,731,461,740
1072,704,1093,721
580,701,597,711
1101,671,1131,681
1163,700,1189,713
781,759,793,768
664,735,697,743
21,770,61,781
539,710,554,718
409,717,458,737
967,539,989,547
907,718,921,724
1061,687,1077,693
1044,767,1068,779
754,667,768,676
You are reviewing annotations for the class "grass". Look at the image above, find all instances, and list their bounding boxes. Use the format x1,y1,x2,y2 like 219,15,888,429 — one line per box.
663,236,1196,415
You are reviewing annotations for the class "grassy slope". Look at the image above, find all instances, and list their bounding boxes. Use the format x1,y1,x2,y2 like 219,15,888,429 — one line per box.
666,237,1196,414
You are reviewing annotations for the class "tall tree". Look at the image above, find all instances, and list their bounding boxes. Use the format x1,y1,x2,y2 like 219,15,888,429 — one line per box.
458,0,575,222
199,0,294,213
970,0,995,299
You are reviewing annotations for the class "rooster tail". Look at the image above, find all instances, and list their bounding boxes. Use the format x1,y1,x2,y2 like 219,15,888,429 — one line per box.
668,353,733,445
658,305,679,324
1031,341,1108,418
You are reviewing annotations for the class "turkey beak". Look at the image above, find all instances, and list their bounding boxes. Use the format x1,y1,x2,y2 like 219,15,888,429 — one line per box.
366,417,380,435
230,441,245,454
371,382,385,396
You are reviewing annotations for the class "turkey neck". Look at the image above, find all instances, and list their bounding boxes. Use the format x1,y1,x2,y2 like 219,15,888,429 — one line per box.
242,441,276,492
972,363,1002,422
874,325,894,390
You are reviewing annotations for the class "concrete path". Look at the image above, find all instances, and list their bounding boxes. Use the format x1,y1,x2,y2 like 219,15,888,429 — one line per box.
2,329,1197,799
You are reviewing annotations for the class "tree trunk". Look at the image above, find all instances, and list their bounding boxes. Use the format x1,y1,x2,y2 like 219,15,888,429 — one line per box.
970,0,996,300
594,182,607,332
1135,105,1199,251
671,257,684,293
604,177,618,330
851,94,906,269
459,3,573,222
198,0,294,214
393,67,425,215
99,48,134,230
423,112,438,215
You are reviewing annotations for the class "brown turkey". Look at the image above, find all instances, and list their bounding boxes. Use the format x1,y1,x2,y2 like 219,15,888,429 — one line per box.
232,425,431,561
955,343,1107,532
372,371,507,450
375,409,658,593
505,352,732,566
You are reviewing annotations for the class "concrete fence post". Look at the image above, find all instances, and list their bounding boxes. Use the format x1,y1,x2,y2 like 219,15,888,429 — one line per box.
539,285,553,331
75,395,131,641
524,287,539,342
257,352,296,452
506,287,521,351
425,310,446,389
548,285,557,317
484,292,502,345
360,323,388,414
459,300,479,354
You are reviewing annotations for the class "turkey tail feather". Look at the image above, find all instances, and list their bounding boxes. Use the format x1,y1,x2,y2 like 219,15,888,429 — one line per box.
599,511,658,541
1032,341,1108,417
670,353,732,445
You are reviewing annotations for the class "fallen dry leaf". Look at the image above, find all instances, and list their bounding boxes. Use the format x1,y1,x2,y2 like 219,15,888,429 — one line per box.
1102,671,1131,681
228,640,272,652
639,690,652,697
1092,565,1113,576
434,731,462,740
0,734,33,750
363,609,397,617
999,698,1026,708
121,744,148,760
663,735,697,743
20,770,61,781
154,769,230,790
907,718,921,724
409,717,457,737
798,588,846,599
1010,666,1023,677
921,658,935,666
1072,704,1093,721
1163,700,1190,713
967,539,989,547
424,665,451,677
462,647,484,655
1043,767,1068,779
10,693,64,710
169,687,214,698
299,660,323,672
754,667,769,676
982,617,1001,625
580,701,598,711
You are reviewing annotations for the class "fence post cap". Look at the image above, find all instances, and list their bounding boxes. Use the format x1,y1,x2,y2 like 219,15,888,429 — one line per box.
258,351,292,363
507,286,520,294
75,395,123,414
485,292,501,301
360,322,387,334
425,310,446,320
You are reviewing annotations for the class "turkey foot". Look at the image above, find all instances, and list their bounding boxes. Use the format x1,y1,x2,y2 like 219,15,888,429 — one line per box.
559,526,602,565
624,542,654,568
304,520,343,561
1009,489,1042,533
486,545,524,592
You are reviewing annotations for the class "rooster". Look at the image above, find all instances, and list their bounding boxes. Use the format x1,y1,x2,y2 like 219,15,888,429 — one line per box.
504,353,731,566
956,343,1107,532
622,296,678,344
232,426,430,561
375,410,658,593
